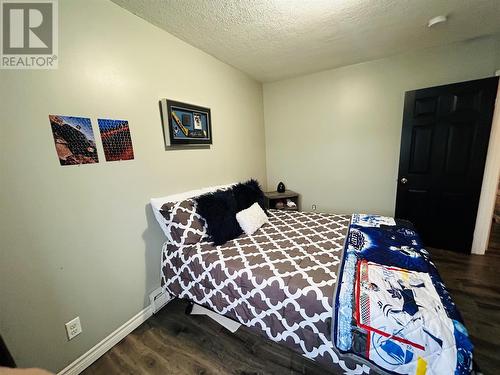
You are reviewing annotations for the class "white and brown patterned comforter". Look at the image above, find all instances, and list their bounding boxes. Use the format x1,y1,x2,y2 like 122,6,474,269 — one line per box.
161,210,367,374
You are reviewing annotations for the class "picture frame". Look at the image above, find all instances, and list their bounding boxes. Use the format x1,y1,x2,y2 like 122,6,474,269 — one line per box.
160,99,212,147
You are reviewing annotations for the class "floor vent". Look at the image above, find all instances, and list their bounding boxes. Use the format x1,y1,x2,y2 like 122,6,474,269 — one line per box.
149,287,172,314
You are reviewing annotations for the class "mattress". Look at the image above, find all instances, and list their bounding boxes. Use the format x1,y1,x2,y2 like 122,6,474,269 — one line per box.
161,209,366,374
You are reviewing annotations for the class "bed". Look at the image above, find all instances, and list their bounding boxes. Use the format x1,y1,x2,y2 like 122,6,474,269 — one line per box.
152,185,475,375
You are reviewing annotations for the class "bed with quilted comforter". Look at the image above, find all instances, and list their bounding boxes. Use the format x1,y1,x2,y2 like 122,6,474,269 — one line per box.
160,210,474,375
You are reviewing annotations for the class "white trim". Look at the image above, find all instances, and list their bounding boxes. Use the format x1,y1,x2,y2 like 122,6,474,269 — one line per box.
57,305,153,375
472,81,500,254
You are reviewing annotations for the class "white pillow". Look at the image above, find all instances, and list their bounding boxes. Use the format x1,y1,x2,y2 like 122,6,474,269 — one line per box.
236,202,269,236
150,182,236,239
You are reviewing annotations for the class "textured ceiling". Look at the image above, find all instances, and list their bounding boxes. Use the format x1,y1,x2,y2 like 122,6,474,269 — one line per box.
111,0,500,82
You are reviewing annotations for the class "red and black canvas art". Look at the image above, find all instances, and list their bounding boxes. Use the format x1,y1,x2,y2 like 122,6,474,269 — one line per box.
97,119,134,161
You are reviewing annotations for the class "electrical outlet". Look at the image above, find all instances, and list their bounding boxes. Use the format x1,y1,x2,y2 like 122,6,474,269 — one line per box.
312,204,317,211
65,316,82,340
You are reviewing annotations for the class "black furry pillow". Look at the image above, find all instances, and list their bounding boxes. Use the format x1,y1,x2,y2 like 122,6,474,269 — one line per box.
195,189,242,246
232,179,266,212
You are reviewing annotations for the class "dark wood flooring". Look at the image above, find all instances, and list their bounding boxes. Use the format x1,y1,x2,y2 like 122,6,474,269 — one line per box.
487,221,500,257
429,248,500,374
83,248,500,375
486,180,500,257
82,298,333,375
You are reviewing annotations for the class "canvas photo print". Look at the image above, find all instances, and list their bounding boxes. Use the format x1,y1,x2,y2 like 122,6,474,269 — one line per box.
97,119,134,161
49,115,99,166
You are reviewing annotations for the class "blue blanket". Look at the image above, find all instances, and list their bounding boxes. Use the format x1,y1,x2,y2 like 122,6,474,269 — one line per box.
333,214,473,375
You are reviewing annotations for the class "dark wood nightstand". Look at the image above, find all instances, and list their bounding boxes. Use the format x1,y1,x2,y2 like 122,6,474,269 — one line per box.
264,190,300,211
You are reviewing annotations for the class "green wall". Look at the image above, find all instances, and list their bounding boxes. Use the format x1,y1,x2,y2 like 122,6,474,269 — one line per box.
264,36,500,216
0,0,266,371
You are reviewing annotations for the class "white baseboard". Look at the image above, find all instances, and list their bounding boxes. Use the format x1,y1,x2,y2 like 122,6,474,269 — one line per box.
58,305,153,375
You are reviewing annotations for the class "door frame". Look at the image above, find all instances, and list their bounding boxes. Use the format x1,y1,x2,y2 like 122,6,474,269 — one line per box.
472,80,500,254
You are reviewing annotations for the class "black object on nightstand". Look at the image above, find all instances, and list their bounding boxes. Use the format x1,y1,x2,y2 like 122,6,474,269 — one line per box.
264,190,299,211
277,182,285,193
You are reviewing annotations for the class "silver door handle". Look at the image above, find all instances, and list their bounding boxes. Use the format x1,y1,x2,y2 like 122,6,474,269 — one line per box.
400,177,408,184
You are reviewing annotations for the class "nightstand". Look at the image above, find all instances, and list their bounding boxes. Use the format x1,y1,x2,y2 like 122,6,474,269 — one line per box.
264,190,300,211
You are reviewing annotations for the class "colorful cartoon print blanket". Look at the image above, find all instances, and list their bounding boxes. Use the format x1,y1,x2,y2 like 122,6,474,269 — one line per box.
333,214,473,375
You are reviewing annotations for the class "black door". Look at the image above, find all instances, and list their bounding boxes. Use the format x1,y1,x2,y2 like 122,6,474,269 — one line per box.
395,77,498,253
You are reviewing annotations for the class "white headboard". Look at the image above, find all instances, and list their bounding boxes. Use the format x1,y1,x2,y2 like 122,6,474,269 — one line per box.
150,182,236,238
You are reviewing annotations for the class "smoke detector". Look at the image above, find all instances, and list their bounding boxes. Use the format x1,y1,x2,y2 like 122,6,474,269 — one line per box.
428,15,447,28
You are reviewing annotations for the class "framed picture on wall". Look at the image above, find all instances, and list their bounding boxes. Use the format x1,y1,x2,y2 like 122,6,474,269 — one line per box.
159,99,212,147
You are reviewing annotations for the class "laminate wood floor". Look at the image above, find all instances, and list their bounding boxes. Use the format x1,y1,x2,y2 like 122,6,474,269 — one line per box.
429,248,500,374
83,248,500,375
